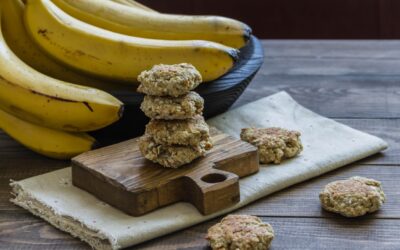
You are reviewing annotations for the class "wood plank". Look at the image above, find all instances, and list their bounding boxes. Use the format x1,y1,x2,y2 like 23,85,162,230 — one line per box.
0,211,87,249
3,211,400,250
0,160,68,211
136,217,400,250
238,41,400,119
234,74,400,118
261,57,400,76
262,40,400,59
238,164,400,218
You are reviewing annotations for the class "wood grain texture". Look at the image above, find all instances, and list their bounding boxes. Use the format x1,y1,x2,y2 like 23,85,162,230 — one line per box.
233,40,400,119
136,216,400,250
0,211,88,249
0,164,400,249
72,128,258,216
238,164,400,219
261,40,400,58
3,212,400,250
1,41,400,249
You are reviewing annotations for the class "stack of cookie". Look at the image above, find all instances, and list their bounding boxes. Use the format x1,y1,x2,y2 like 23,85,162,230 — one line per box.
138,63,213,168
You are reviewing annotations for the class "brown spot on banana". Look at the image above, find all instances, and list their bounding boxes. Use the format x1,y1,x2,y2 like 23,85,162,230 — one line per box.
37,29,47,35
73,50,100,61
29,89,78,103
1,75,77,104
1,74,99,116
36,30,103,63
83,102,93,112
37,29,51,40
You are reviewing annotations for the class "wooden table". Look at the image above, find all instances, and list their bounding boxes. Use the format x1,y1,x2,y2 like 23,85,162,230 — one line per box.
1,40,400,249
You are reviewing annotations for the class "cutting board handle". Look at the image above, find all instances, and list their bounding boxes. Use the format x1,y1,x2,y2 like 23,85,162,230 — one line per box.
183,168,240,215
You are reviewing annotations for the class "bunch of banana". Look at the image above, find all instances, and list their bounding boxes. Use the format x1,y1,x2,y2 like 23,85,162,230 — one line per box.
0,0,252,159
24,0,241,82
0,2,123,159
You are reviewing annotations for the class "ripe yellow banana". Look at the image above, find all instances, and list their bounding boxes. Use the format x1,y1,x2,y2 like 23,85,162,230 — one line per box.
1,0,130,92
25,0,238,83
0,108,96,159
109,0,157,12
0,7,123,132
52,0,250,49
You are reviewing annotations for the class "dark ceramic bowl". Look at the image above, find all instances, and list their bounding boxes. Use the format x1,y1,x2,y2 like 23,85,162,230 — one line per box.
92,36,264,145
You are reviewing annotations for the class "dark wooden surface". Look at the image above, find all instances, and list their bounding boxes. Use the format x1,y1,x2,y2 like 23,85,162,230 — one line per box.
72,128,258,216
140,0,400,39
1,40,400,249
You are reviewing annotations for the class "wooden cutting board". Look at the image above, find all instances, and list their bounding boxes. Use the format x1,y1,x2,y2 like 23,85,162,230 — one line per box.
72,127,259,216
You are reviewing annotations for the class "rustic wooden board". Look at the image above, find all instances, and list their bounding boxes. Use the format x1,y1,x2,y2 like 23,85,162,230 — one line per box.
72,128,259,216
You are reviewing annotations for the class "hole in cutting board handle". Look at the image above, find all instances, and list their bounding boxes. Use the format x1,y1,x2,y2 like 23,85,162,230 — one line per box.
201,173,227,183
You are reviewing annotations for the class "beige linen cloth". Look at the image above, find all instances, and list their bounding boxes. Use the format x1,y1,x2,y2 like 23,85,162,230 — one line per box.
10,91,388,249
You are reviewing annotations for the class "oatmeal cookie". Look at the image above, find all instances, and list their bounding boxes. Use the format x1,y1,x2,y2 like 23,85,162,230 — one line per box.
240,127,302,164
139,135,206,168
145,116,212,149
319,176,386,217
140,91,203,120
137,63,202,97
206,214,274,250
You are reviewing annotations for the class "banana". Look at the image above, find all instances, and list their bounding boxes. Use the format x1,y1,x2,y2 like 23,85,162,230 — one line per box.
109,0,157,12
25,0,238,83
51,0,250,49
0,6,123,132
2,0,130,92
0,108,96,159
